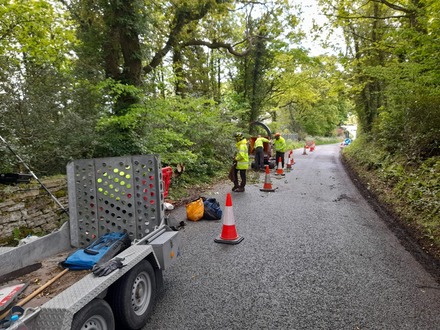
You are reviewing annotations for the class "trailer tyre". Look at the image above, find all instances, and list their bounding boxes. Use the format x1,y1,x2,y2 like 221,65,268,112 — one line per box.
71,298,115,330
108,259,156,330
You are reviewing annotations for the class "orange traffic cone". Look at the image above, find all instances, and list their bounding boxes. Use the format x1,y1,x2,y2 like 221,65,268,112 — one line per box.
310,141,316,152
275,157,285,177
302,144,308,155
214,193,244,245
260,165,276,192
290,150,296,165
286,155,292,172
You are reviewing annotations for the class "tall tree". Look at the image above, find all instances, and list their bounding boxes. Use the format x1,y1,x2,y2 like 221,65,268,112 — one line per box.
229,1,300,129
320,0,439,158
0,0,98,174
62,0,252,109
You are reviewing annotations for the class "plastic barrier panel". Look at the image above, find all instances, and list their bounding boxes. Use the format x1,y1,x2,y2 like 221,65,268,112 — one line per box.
161,166,172,198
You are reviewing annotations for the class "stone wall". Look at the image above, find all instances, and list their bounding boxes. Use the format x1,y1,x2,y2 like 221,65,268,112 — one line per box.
0,177,68,241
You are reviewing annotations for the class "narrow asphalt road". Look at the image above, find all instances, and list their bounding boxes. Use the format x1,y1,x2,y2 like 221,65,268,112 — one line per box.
144,144,440,330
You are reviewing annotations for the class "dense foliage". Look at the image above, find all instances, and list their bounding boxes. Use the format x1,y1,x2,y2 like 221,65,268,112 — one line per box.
343,138,440,257
320,0,439,160
0,0,349,178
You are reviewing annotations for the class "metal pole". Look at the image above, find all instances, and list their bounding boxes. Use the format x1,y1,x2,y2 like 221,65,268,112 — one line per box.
0,135,69,216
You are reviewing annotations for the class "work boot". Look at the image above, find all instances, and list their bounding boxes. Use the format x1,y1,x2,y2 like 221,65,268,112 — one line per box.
232,186,239,191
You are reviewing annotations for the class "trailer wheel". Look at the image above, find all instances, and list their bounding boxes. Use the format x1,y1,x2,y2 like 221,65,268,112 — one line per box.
108,259,156,330
71,298,115,330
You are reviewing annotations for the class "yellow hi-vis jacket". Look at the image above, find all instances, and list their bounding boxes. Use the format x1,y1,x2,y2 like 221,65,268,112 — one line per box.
274,136,287,152
235,138,249,170
254,137,269,148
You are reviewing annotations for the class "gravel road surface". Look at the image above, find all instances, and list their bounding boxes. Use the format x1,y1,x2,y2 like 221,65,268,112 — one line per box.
143,143,440,330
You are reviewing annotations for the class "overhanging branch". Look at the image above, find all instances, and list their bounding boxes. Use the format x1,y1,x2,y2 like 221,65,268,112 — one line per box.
182,39,252,56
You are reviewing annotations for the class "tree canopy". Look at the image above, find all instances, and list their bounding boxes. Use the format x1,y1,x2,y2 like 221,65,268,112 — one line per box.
319,0,439,159
1,0,438,179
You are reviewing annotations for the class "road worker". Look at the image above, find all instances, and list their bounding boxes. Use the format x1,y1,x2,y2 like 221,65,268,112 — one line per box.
273,132,287,168
232,132,249,192
254,134,270,170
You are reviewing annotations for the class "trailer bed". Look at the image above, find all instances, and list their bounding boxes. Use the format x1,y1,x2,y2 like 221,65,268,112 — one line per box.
1,249,88,310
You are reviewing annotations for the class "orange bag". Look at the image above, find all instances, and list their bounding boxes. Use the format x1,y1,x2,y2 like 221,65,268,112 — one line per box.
186,198,204,221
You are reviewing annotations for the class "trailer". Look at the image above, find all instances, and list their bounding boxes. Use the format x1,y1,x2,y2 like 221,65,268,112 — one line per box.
0,155,181,330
